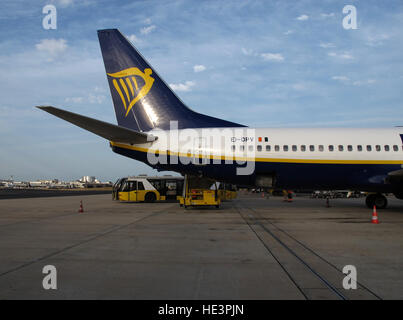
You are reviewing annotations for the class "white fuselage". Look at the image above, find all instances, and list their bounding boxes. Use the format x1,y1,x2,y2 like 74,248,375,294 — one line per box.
143,127,403,163
111,127,403,191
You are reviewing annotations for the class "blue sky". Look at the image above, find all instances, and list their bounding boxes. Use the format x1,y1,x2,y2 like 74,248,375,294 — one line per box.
0,0,402,181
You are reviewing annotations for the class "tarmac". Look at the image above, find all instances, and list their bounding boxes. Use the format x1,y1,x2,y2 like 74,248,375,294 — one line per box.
0,192,402,300
0,188,111,200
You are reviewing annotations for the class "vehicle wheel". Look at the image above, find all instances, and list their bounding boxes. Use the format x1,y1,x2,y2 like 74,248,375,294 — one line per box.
215,205,220,209
145,192,156,203
374,194,388,209
365,194,376,208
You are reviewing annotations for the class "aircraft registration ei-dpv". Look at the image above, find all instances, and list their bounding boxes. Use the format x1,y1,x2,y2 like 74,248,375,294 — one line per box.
38,29,403,209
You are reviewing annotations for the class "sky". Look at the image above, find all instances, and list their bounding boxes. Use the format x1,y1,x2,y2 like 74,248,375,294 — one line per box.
0,0,402,182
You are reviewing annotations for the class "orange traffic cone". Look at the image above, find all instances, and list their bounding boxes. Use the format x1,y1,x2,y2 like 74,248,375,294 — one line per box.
78,200,84,213
287,191,293,202
372,205,379,224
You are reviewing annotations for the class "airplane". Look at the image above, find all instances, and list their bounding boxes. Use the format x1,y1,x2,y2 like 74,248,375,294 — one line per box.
38,28,403,209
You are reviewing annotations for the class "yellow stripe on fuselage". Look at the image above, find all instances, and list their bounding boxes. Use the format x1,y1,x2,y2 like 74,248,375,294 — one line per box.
110,141,403,165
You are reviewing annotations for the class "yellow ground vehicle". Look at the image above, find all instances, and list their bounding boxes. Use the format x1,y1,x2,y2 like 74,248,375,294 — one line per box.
179,175,220,208
217,183,238,201
113,176,184,202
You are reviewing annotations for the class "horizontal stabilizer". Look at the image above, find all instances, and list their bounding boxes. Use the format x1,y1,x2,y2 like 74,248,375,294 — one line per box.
37,106,155,144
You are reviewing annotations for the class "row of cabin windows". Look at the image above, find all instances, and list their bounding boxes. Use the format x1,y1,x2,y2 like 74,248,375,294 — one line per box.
231,144,402,152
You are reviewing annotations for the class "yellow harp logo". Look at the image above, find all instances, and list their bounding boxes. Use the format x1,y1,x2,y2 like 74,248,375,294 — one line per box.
107,67,155,117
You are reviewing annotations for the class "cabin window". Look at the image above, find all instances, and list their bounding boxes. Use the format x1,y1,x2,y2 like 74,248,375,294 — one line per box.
376,145,381,152
257,145,262,152
309,145,315,152
248,145,254,152
240,145,245,151
275,145,280,152
328,145,334,152
357,145,362,152
231,145,235,152
301,145,306,152
283,145,289,152
319,145,324,152
348,145,353,152
367,145,372,151
264,137,268,142
266,145,271,151
384,145,390,151
137,182,145,190
292,145,297,152
338,145,344,151
393,145,398,151
122,182,131,192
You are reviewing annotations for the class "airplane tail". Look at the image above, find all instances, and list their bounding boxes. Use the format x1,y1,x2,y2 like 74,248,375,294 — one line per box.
98,29,245,132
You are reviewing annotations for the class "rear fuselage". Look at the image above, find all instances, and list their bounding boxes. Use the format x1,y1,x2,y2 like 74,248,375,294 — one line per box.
110,127,403,192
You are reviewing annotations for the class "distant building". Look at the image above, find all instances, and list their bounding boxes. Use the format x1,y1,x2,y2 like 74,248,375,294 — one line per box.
80,176,97,183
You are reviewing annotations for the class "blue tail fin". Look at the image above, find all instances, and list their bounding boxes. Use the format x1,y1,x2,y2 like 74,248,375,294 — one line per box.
97,29,245,132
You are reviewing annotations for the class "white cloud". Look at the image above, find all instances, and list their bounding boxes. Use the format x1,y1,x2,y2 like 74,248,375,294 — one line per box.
36,39,67,55
339,53,353,60
328,52,353,59
127,34,140,44
284,30,294,35
52,0,74,7
144,18,152,25
296,14,309,21
321,13,335,18
330,76,376,86
65,97,83,104
366,34,390,47
353,79,376,86
261,53,284,62
241,47,254,56
169,81,195,92
332,76,350,82
89,93,105,104
64,85,106,105
140,25,156,35
94,86,106,93
292,83,307,91
319,42,335,48
193,65,206,73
